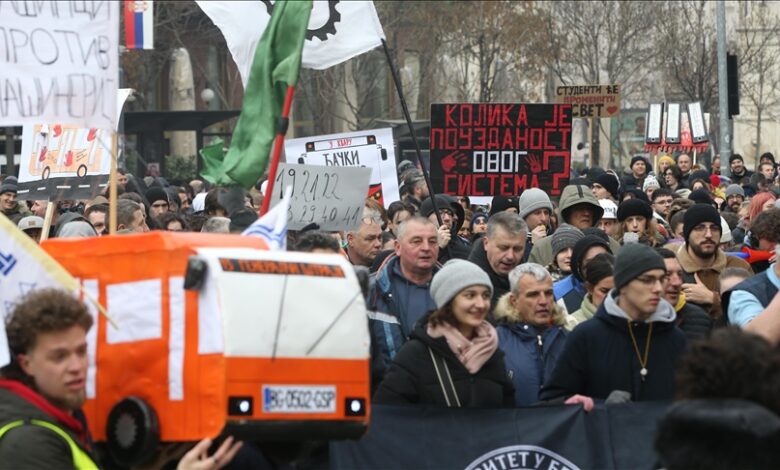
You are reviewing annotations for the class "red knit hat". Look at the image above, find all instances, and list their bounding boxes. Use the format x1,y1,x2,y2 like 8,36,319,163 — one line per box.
709,174,721,188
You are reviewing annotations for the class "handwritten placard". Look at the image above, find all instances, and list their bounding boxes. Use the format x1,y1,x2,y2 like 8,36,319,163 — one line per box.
554,84,621,118
270,163,372,231
0,1,119,129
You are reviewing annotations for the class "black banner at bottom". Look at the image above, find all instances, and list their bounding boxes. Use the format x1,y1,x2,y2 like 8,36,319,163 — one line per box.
330,402,669,469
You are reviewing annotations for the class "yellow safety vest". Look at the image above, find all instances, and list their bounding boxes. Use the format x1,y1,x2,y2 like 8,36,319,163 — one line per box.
0,418,98,469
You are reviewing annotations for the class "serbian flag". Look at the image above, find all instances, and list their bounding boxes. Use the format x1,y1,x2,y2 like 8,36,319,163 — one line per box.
124,1,154,50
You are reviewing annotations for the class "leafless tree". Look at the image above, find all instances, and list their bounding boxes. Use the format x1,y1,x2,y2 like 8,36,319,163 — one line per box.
736,2,780,160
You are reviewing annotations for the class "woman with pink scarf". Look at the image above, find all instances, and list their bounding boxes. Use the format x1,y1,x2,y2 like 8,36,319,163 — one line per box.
373,260,515,407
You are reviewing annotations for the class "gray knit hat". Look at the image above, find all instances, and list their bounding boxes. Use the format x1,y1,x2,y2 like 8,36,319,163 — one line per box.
725,184,745,198
551,224,584,258
518,188,553,220
430,259,493,308
613,243,666,291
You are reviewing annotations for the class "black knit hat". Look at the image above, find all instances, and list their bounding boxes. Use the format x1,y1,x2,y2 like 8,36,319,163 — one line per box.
0,176,18,195
617,199,653,222
729,153,744,164
613,243,667,291
689,169,710,184
594,172,620,199
688,188,715,207
630,155,648,169
145,186,169,206
489,195,518,216
571,235,612,281
622,187,650,203
683,203,721,243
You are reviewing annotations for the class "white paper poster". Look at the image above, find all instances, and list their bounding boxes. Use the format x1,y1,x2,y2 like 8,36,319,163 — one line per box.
0,1,120,130
285,128,400,207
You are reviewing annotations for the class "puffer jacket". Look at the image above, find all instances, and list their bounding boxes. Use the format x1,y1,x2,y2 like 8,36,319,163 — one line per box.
494,294,568,406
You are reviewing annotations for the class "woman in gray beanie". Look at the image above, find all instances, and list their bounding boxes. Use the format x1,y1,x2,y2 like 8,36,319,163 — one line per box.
374,260,515,407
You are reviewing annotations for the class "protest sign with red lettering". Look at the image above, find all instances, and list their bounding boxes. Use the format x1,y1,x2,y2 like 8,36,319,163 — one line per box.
430,103,572,201
555,84,621,118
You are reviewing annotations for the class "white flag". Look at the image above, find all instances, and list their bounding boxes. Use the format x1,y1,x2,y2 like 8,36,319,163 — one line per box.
242,186,292,251
197,0,386,87
0,214,80,367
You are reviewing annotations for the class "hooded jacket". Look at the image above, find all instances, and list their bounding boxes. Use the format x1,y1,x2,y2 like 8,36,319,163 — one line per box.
494,293,568,406
569,294,598,329
540,290,687,402
0,380,96,468
528,185,604,266
373,313,515,407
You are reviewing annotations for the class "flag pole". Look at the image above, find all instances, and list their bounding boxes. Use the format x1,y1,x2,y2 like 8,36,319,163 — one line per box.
259,85,296,216
109,133,118,234
381,39,443,228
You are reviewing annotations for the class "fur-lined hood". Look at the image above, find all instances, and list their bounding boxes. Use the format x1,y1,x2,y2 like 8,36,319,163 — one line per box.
493,292,568,327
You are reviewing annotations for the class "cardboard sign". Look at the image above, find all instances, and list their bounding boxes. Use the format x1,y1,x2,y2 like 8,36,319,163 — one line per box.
285,128,399,206
430,103,572,201
555,85,621,118
269,163,371,232
16,123,113,200
0,1,119,129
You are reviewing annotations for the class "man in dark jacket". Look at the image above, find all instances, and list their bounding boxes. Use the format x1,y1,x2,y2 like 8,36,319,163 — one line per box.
657,248,712,341
495,263,568,406
420,194,470,262
541,243,687,403
0,289,98,468
729,154,753,186
468,212,527,309
0,176,23,224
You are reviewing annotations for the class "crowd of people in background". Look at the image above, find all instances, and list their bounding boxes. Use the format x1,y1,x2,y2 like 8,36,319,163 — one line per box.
2,148,780,466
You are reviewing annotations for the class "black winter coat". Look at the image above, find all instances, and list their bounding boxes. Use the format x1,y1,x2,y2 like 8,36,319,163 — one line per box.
373,316,515,407
540,304,687,402
676,302,713,341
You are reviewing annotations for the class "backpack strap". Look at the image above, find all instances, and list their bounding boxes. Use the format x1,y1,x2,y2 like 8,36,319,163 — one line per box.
428,346,461,408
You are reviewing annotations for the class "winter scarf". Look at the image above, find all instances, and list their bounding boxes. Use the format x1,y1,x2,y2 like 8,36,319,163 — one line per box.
427,321,498,373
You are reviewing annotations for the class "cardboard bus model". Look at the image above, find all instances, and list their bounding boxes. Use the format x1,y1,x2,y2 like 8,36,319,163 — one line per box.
42,232,370,465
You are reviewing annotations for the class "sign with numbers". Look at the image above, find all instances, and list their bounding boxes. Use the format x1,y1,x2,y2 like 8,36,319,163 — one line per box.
269,163,372,231
430,103,573,202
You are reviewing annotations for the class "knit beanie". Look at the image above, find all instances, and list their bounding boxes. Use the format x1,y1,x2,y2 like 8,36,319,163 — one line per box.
688,188,715,206
623,187,650,203
689,169,710,184
643,175,661,192
729,154,744,164
709,174,721,188
551,224,584,258
719,217,733,244
594,173,620,200
631,155,648,170
598,199,618,220
518,188,553,220
571,235,612,281
471,211,488,225
489,195,518,216
420,195,453,218
430,259,493,308
0,176,18,195
617,199,653,222
725,184,745,198
683,204,721,243
613,243,667,291
658,155,675,168
145,186,169,205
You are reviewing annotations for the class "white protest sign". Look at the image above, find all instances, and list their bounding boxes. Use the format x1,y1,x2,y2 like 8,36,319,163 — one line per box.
285,128,400,207
269,163,371,232
0,1,119,130
16,89,131,201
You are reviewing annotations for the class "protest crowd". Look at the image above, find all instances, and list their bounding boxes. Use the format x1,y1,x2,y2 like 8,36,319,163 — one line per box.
4,0,780,468
2,148,780,468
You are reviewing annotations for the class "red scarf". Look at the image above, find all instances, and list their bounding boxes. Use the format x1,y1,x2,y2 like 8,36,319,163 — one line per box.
0,379,88,446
